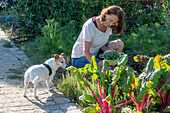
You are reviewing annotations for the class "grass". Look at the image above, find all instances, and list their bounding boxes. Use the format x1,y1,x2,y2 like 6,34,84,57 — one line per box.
110,22,170,57
3,40,12,48
7,74,22,79
16,39,47,65
9,69,23,74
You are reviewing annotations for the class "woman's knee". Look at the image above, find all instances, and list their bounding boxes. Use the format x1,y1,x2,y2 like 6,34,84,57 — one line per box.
117,39,124,52
108,39,124,52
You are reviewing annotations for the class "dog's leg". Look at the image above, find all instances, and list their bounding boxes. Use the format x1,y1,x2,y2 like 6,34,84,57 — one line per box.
23,76,30,97
46,78,51,91
32,76,39,97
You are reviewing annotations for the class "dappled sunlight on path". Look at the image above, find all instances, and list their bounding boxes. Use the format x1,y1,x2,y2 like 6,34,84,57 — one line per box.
0,29,83,113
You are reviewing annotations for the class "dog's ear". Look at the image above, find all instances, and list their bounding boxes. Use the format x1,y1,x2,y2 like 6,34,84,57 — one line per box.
52,54,55,58
53,54,60,59
60,53,66,58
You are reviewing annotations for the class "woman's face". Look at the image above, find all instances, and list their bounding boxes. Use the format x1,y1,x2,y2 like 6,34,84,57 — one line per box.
103,14,119,28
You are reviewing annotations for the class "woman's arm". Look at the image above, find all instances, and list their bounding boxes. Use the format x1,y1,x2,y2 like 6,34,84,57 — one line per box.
83,40,102,70
83,40,92,62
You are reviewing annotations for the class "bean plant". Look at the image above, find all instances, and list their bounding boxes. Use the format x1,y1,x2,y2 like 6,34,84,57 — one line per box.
99,50,121,60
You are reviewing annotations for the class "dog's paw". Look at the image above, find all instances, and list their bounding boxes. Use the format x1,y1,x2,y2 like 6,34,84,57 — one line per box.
49,87,53,91
34,95,38,98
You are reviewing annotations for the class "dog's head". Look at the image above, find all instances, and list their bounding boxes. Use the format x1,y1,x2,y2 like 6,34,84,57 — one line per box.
52,53,67,69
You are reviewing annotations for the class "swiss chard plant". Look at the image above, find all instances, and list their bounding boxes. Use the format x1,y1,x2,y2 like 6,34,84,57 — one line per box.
67,54,129,113
134,54,170,112
67,53,169,112
115,61,154,112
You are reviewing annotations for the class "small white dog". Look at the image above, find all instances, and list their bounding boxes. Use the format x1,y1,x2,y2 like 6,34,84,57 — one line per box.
23,53,67,97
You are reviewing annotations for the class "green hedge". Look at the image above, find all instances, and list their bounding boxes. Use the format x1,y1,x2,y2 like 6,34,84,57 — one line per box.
9,0,169,34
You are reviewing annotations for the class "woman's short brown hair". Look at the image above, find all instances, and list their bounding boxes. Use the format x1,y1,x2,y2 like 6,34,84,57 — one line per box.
100,5,125,34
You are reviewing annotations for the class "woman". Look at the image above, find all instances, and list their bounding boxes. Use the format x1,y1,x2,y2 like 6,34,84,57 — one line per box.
71,5,125,69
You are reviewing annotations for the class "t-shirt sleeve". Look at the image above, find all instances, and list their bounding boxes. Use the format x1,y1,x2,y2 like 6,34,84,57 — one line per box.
82,23,95,42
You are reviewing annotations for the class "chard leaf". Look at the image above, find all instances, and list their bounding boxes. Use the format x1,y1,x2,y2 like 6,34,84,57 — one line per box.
66,66,78,74
92,70,101,80
79,95,85,100
161,84,170,92
119,80,129,93
84,94,96,103
84,105,97,113
136,81,153,103
146,81,154,88
91,55,98,70
153,55,170,72
145,58,154,73
118,54,128,67
92,73,98,80
111,74,120,86
135,78,140,88
136,87,148,103
139,72,147,83
149,68,165,85
102,94,112,102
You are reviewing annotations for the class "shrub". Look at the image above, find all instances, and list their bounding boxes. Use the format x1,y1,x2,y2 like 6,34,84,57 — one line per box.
38,19,78,64
7,0,169,34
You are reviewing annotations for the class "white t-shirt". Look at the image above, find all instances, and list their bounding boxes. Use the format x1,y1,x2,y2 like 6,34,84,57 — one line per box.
71,17,112,58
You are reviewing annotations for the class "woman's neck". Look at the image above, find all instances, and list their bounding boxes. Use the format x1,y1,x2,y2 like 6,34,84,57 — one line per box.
96,17,107,33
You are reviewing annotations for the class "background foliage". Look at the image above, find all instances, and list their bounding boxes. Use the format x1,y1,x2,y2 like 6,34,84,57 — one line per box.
8,0,169,34
7,0,169,64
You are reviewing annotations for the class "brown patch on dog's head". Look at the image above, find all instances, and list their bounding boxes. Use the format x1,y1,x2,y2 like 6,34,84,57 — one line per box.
52,54,60,59
52,53,66,68
52,53,66,59
60,53,66,58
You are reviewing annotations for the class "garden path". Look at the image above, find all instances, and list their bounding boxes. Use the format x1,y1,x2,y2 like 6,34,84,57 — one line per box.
0,29,83,113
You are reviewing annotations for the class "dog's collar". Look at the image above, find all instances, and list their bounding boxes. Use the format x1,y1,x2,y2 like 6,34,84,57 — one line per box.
43,63,52,76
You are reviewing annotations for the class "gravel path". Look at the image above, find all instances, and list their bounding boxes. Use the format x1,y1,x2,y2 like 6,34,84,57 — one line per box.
0,29,83,113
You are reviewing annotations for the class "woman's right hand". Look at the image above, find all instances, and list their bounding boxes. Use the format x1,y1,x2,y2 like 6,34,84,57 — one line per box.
97,61,103,70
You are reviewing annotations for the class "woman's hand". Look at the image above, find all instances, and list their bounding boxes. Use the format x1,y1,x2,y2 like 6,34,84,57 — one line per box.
107,47,116,51
97,61,103,71
101,44,116,52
